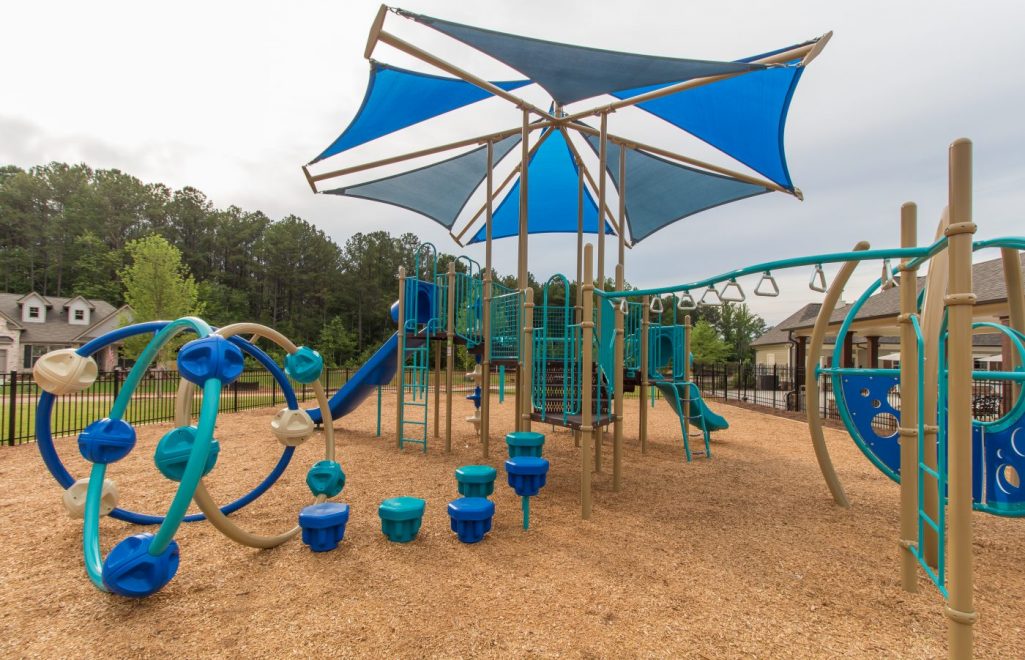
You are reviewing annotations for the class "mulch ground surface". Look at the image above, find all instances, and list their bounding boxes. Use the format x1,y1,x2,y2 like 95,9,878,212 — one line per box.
1,392,1021,658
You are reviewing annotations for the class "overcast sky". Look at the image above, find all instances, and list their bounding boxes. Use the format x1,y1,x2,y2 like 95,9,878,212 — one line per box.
3,0,1023,324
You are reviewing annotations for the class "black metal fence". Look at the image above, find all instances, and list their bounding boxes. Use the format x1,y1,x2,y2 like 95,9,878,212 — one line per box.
2,363,1015,446
0,368,514,446
691,362,1016,427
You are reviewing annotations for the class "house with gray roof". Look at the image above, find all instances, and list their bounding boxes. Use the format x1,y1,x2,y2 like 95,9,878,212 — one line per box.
0,292,132,372
752,253,1023,370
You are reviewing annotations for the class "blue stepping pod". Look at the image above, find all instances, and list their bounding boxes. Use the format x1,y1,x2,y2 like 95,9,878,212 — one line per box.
298,502,350,552
505,431,544,458
379,497,426,543
102,533,179,598
505,457,550,497
455,465,497,498
448,497,495,544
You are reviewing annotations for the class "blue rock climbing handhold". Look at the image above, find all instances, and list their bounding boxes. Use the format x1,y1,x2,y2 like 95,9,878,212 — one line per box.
154,426,219,482
177,335,244,386
306,460,345,498
285,346,324,385
102,533,179,598
78,418,136,464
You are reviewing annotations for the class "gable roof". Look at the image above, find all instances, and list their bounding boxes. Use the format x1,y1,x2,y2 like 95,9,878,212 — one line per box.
0,292,119,344
62,295,96,309
16,291,53,308
751,303,821,346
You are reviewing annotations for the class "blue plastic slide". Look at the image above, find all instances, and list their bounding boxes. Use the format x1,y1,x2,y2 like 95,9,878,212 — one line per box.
307,333,399,424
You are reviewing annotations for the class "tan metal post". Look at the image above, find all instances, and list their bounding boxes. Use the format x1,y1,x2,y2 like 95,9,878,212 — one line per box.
1001,248,1025,400
434,334,440,439
613,265,625,491
515,107,530,434
576,161,584,324
593,111,609,474
522,287,534,431
581,244,594,519
395,266,406,449
683,315,692,443
446,262,455,452
898,202,920,593
640,295,650,453
481,141,494,457
945,138,976,660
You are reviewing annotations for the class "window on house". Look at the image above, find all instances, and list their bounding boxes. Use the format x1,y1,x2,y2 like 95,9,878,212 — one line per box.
74,309,84,321
28,306,40,319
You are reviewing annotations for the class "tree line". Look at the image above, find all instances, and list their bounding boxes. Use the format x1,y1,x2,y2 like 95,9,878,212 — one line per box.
0,161,766,366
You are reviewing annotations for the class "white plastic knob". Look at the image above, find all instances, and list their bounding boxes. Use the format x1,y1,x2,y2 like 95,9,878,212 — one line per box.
63,477,118,519
270,408,315,446
465,412,481,432
33,349,98,395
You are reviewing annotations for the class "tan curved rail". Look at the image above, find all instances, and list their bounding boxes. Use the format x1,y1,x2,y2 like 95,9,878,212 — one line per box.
173,323,335,548
806,241,871,508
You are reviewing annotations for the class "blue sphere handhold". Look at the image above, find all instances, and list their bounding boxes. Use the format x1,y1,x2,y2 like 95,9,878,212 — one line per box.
78,418,136,464
306,460,345,498
102,533,179,598
285,347,323,384
177,335,244,386
154,426,219,482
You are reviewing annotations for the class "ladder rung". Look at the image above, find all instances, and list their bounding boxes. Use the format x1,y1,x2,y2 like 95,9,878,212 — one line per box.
919,464,941,480
919,510,940,533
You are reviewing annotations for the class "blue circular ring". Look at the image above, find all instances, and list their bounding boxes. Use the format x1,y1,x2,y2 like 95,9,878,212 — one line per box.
35,322,300,525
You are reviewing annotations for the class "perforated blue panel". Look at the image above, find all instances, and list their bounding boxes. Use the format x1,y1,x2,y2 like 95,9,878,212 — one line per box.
839,374,902,478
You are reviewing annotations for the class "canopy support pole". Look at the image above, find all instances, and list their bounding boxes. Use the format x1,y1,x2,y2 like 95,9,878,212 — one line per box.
515,107,529,432
594,111,608,473
575,160,584,324
898,202,920,594
558,127,623,237
613,146,627,491
481,140,493,458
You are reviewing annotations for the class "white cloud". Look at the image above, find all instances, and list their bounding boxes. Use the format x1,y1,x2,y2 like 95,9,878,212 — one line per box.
2,0,1023,324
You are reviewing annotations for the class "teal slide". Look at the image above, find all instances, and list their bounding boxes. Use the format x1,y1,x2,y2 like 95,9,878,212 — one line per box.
651,378,729,432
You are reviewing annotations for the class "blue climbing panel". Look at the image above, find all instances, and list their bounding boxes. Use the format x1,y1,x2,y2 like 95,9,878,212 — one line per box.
838,373,1025,517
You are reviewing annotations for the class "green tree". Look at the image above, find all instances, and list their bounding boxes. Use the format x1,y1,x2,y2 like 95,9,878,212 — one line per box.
317,316,358,367
716,302,767,362
690,320,730,363
71,231,124,303
119,235,202,361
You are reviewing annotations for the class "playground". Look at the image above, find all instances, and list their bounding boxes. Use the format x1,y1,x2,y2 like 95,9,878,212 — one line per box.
4,5,1024,659
2,395,1023,657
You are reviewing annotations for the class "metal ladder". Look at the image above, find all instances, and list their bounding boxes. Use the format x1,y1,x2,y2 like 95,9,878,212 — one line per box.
398,323,435,452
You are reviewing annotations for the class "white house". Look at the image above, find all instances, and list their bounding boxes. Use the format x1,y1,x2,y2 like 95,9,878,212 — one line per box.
0,292,132,372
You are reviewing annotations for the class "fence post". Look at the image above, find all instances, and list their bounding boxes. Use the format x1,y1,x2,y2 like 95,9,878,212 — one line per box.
271,375,277,406
233,379,239,413
7,371,16,446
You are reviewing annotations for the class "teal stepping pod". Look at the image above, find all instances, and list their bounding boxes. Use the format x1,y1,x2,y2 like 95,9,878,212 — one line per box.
455,465,497,498
378,497,426,543
505,431,544,458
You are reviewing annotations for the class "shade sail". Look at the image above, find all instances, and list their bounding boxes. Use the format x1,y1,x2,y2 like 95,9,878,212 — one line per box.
612,55,805,189
469,130,610,243
323,134,521,229
401,9,763,106
310,61,529,164
585,134,770,243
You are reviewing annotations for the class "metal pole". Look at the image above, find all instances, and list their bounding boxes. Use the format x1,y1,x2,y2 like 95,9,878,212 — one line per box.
640,296,649,454
945,138,976,659
434,329,441,439
898,201,920,593
446,262,455,452
594,111,608,473
581,244,594,519
522,287,534,432
481,140,494,458
395,266,406,449
613,264,625,491
575,160,584,324
515,107,530,434
1000,247,1025,401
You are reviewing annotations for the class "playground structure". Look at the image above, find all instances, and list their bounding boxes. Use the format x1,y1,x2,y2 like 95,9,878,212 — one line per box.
20,7,1023,657
33,318,346,596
